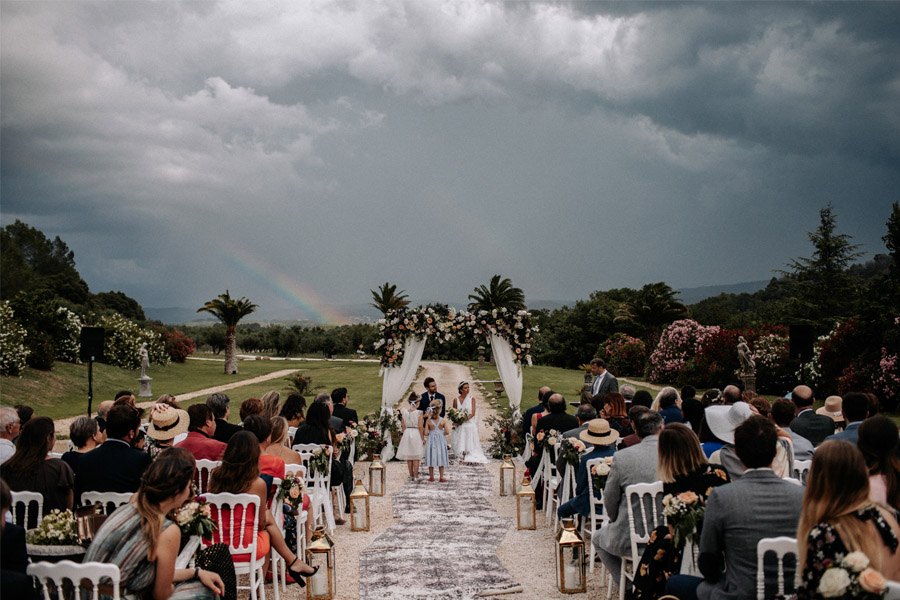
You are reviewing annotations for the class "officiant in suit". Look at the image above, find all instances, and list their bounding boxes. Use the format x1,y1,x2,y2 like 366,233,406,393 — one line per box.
590,358,619,401
418,377,446,417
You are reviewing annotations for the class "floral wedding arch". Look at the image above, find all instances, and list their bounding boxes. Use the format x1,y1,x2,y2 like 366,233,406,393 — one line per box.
374,306,536,460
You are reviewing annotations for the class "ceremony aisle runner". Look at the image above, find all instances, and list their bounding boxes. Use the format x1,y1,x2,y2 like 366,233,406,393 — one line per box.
358,460,521,599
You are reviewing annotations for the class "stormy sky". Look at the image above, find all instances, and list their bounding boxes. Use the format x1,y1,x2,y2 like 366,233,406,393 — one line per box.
2,1,898,321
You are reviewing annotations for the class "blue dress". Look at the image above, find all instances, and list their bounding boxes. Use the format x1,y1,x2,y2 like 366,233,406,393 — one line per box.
424,417,449,468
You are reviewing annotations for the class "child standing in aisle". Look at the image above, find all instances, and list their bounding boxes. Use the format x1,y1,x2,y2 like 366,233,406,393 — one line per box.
395,393,425,481
423,398,450,482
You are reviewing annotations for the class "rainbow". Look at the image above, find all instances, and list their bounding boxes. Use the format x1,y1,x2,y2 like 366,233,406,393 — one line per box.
224,245,349,324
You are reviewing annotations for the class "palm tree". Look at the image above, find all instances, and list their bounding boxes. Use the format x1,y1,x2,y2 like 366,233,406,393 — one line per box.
197,290,258,374
370,282,410,315
467,274,526,313
614,282,687,344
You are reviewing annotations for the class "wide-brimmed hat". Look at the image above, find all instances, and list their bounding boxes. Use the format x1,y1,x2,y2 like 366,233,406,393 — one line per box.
705,401,754,445
816,396,844,422
579,419,620,446
147,403,189,441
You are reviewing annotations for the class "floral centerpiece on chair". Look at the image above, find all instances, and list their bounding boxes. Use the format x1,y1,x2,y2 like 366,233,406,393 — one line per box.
662,491,705,547
817,551,887,599
534,429,560,455
26,509,79,546
590,457,613,492
174,496,216,540
308,446,332,477
559,438,586,468
276,473,307,513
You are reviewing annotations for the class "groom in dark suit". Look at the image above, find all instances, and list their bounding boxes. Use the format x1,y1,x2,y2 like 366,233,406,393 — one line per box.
418,377,446,417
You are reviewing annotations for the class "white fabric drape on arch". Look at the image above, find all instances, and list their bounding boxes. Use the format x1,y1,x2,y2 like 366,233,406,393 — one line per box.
379,335,427,461
488,333,523,420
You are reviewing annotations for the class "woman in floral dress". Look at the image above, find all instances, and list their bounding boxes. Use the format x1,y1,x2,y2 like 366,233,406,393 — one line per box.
631,424,730,600
795,440,900,599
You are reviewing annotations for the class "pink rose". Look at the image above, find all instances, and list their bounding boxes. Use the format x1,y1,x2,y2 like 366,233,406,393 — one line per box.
858,568,887,594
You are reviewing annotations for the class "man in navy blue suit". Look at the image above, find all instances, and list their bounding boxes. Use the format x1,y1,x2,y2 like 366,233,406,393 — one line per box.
418,377,446,417
74,404,151,500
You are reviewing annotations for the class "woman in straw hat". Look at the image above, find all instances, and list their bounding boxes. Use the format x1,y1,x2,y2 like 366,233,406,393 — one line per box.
556,418,619,520
146,403,190,460
632,424,731,600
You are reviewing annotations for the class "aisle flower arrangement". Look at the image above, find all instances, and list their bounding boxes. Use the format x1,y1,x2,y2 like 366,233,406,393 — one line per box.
26,509,78,546
662,491,704,547
590,458,613,492
174,496,216,540
534,429,560,454
559,438,586,468
485,410,525,458
308,446,332,477
276,473,307,512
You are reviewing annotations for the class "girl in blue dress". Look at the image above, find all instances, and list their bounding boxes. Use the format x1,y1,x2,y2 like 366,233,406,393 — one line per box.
423,399,450,482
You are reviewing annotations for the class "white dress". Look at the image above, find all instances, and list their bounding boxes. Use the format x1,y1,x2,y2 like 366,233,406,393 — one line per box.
395,408,424,460
450,395,489,464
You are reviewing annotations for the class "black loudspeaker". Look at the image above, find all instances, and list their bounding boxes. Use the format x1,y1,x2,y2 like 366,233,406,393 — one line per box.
80,327,105,362
789,324,816,361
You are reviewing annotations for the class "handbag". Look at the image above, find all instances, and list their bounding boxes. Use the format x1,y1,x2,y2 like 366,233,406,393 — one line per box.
75,503,108,545
196,543,237,600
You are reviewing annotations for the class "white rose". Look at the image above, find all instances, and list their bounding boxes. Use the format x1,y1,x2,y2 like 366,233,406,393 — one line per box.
841,551,870,572
350,429,359,438
818,568,851,598
595,462,610,476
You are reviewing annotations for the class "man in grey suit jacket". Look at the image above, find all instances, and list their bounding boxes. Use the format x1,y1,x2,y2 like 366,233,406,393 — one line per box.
667,416,804,600
590,358,619,400
592,411,663,585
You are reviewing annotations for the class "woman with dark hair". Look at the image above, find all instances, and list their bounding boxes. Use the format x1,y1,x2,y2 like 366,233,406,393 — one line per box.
84,448,225,599
3,417,73,518
632,424,730,599
796,441,900,597
239,397,264,423
279,394,306,428
600,392,633,437
291,402,334,447
857,416,900,508
529,388,554,436
208,432,317,586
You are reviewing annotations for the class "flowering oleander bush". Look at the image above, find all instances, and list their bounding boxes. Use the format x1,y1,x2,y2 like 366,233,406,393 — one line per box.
54,307,82,363
648,319,720,383
0,301,29,376
751,332,793,393
26,509,78,545
874,347,900,404
163,328,196,363
98,312,168,369
597,333,647,377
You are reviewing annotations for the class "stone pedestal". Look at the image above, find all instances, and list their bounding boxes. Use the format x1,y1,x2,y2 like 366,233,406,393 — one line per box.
740,374,756,395
138,376,153,398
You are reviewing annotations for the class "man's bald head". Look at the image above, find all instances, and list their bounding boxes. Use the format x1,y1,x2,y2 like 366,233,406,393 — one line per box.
721,385,741,405
538,386,551,400
792,385,815,408
547,393,567,414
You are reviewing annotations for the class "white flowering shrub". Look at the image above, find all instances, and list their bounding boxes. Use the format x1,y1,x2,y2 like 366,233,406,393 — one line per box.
98,312,168,369
55,307,82,363
0,301,29,376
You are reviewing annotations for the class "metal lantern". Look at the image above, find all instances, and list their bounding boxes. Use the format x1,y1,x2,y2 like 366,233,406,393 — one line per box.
516,475,536,530
305,527,336,600
500,454,516,496
369,454,385,496
349,479,370,532
556,517,586,593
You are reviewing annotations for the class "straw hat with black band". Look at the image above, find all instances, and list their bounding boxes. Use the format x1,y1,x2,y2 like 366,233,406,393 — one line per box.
147,403,189,441
579,418,620,446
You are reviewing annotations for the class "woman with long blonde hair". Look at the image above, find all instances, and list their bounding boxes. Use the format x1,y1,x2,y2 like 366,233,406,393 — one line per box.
796,441,900,598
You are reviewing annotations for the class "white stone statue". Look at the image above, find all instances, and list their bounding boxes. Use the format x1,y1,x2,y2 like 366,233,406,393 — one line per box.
737,336,756,375
139,342,150,378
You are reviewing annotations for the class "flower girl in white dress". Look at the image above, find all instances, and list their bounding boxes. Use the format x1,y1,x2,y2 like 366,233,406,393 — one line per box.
395,393,425,480
450,381,489,464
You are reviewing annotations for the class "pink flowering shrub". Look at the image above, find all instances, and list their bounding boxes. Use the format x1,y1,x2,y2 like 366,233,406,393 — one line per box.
648,319,720,383
598,333,647,377
874,348,900,402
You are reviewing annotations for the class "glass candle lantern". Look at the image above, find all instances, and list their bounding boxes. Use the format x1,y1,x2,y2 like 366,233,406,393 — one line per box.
555,518,586,593
516,475,536,530
305,527,336,600
349,479,370,532
500,454,516,496
368,454,385,496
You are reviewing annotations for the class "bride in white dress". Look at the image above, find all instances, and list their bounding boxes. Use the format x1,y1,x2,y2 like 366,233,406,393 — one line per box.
450,381,489,464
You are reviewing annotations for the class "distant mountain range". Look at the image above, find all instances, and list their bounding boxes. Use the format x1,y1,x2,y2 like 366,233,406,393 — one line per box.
145,280,770,325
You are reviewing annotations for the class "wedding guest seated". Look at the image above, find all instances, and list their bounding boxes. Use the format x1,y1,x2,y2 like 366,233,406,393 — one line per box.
146,403,190,460
816,395,846,432
770,398,814,461
522,386,551,441
3,417,74,521
292,402,351,519
61,415,104,473
748,397,771,419
261,391,282,420
824,392,868,445
0,479,38,600
631,424,730,600
631,390,653,409
601,393,634,438
593,411,664,587
280,393,307,429
618,405,651,450
114,390,137,407
331,387,358,429
209,433,318,585
155,394,180,409
240,397,264,423
621,384,636,407
530,388,555,436
790,385,835,447
666,416,804,600
557,419,619,520
707,401,796,481
175,404,226,461
681,385,704,432
13,405,32,441
562,404,597,442
719,385,741,405
795,440,900,598
857,416,900,508
94,400,114,435
84,449,225,599
206,392,242,443
75,404,151,498
243,415,286,483
700,389,721,407
263,417,303,466
655,387,685,424
0,406,20,465
525,393,578,508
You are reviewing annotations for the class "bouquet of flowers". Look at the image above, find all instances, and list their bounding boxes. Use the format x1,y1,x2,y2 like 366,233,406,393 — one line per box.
534,429,560,454
662,491,705,547
26,509,78,545
447,407,469,426
590,457,613,493
174,496,216,540
308,445,332,477
486,410,525,458
276,473,307,512
559,438,587,467
817,551,887,599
